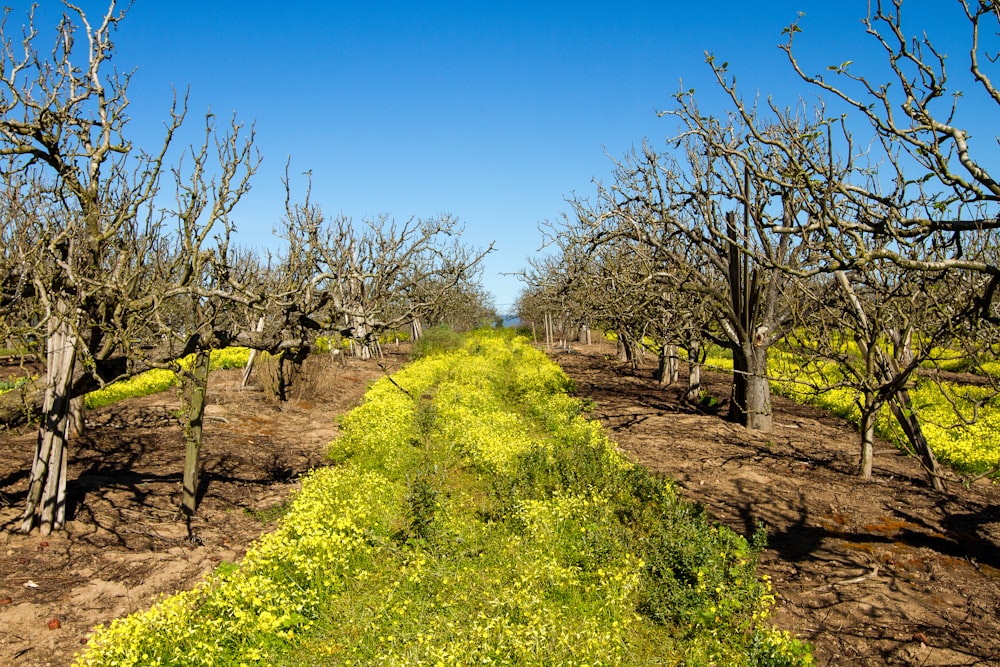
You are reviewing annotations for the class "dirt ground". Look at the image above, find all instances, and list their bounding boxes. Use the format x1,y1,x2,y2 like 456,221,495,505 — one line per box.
0,353,403,667
1,343,999,666
553,344,1000,666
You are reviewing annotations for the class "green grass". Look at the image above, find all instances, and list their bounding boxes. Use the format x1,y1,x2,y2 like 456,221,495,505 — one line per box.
74,331,812,667
243,501,293,524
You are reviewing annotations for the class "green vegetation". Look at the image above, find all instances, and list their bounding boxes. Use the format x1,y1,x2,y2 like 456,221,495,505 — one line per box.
83,348,252,409
410,324,464,358
74,331,811,666
694,342,1000,476
244,501,293,525
769,349,1000,476
0,348,36,395
0,375,30,393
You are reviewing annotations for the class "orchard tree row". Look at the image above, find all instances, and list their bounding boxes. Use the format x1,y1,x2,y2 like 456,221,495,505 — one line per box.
0,3,494,534
517,0,1000,490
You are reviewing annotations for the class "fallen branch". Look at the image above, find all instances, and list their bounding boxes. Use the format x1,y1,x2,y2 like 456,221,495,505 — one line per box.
827,565,881,589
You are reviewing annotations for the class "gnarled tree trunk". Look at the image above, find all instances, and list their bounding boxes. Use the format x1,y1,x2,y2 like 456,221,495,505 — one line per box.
857,391,879,480
657,343,679,387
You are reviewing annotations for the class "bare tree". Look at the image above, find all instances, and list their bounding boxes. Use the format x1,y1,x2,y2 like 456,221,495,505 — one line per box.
266,173,493,369
0,2,260,532
780,0,1000,286
151,116,259,523
750,0,1000,485
574,96,824,431
1,2,179,533
409,276,498,332
516,231,654,360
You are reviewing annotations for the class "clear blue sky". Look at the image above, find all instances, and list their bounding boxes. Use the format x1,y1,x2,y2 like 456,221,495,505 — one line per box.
11,1,976,314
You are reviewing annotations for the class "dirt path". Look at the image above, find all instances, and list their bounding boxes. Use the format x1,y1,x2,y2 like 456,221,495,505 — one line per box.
553,345,1000,666
0,354,401,667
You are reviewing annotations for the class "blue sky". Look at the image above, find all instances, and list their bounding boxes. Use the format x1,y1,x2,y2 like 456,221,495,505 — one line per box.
11,1,978,314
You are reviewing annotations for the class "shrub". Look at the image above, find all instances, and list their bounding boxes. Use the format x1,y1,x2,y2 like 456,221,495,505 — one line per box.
411,324,464,358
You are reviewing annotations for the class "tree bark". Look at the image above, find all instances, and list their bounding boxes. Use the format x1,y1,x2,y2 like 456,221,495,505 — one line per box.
858,395,878,480
686,340,702,403
0,376,45,426
20,305,78,534
733,343,773,431
656,345,669,386
181,349,211,521
1,355,133,428
68,395,85,437
729,348,748,423
890,389,947,492
349,313,374,360
656,343,679,387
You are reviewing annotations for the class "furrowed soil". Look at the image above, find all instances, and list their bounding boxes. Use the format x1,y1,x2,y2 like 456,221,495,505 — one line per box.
554,343,1000,666
1,342,998,666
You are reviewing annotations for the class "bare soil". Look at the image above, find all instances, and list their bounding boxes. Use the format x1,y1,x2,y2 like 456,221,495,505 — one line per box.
2,343,999,666
0,353,402,667
553,344,1000,666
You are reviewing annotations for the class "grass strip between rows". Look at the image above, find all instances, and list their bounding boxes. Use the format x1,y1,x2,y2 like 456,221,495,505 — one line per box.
74,331,812,666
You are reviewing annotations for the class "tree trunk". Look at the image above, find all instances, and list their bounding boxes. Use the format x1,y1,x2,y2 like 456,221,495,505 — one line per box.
656,343,679,387
350,315,373,360
68,395,85,437
617,332,638,369
686,340,702,403
857,395,878,480
0,376,44,426
1,355,130,428
729,348,748,423
656,345,669,387
274,351,291,402
20,306,78,534
890,389,946,492
181,349,211,521
734,344,772,431
411,318,423,342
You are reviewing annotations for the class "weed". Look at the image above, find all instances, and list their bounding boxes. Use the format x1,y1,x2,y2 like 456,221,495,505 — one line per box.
400,466,442,546
699,390,719,408
244,501,291,524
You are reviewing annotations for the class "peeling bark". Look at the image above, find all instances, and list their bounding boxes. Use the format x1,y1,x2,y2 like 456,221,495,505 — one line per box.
20,306,78,534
